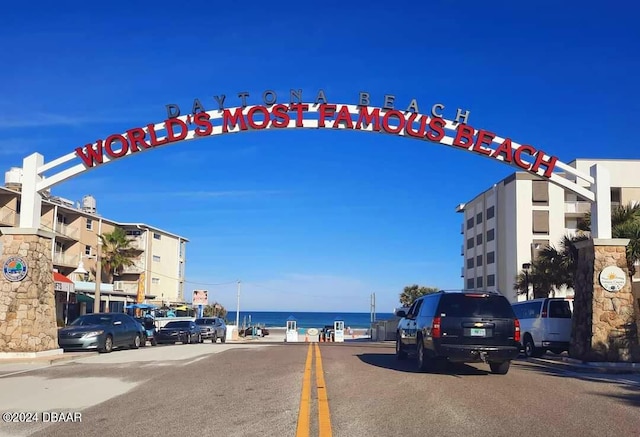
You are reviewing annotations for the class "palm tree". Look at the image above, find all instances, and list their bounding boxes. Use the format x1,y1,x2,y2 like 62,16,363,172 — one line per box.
578,202,640,278
514,235,589,299
99,227,137,283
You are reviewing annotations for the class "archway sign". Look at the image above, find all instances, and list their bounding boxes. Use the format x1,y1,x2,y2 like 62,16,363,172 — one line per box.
18,88,611,238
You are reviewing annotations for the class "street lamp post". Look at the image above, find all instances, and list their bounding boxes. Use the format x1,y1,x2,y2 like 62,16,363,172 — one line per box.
236,280,241,328
522,263,531,300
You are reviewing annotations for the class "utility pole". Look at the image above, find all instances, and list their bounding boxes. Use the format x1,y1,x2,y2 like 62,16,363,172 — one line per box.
236,280,241,328
93,222,103,313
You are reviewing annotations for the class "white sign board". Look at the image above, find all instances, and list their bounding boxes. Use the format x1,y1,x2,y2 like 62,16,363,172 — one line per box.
599,266,626,292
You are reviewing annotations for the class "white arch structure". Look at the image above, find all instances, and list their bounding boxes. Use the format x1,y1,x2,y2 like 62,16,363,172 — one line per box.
19,103,612,238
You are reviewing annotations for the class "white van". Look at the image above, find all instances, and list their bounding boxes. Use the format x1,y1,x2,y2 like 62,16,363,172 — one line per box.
511,298,573,357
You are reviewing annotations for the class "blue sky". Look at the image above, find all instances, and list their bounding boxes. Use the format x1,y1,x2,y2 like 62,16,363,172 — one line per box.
1,1,639,312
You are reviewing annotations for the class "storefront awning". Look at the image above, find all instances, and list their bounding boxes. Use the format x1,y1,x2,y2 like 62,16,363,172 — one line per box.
54,272,75,293
76,293,94,304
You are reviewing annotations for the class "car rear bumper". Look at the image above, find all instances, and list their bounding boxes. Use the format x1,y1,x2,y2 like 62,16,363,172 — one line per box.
541,341,570,349
436,344,520,363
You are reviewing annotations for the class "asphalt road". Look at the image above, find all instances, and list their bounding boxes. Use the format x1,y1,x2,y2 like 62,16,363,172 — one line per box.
1,341,639,437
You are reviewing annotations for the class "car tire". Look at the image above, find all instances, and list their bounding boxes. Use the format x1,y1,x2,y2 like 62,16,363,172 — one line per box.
489,361,511,375
523,335,545,358
132,334,141,349
395,333,407,360
100,335,113,354
198,334,202,343
417,337,430,372
212,333,217,344
221,332,226,343
150,338,157,346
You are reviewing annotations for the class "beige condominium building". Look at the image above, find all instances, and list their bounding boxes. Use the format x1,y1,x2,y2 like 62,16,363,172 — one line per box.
0,170,188,322
457,159,640,303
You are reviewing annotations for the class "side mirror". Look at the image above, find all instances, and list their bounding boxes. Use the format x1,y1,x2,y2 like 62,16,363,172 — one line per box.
395,310,407,318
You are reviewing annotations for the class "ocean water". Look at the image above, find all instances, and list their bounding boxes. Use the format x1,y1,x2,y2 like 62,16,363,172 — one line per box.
227,311,395,329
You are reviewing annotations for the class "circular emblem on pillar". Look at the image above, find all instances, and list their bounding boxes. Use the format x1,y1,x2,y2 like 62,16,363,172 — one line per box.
598,266,626,292
2,256,28,282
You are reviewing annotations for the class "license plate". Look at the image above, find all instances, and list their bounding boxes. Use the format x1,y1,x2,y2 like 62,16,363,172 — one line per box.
470,328,486,337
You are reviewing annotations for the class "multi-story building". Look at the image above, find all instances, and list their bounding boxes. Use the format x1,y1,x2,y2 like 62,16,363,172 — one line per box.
0,171,188,321
457,159,640,303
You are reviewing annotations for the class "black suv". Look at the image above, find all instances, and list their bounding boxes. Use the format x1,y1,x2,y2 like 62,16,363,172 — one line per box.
395,290,521,374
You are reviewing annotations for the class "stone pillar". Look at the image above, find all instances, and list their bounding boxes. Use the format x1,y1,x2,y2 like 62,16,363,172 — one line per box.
570,238,640,362
0,228,60,355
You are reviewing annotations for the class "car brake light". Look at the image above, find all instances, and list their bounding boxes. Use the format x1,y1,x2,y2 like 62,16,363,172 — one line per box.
432,316,441,338
514,318,521,343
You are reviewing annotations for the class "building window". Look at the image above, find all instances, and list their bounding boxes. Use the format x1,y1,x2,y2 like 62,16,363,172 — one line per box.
532,210,550,234
126,230,142,236
476,212,483,224
476,255,483,266
532,181,549,204
476,234,483,245
467,257,474,269
487,274,495,287
487,206,495,219
153,233,161,240
476,276,484,288
85,245,92,256
466,278,475,289
466,217,474,230
467,238,474,249
86,218,93,230
153,255,161,262
487,229,495,242
487,251,495,264
152,278,160,284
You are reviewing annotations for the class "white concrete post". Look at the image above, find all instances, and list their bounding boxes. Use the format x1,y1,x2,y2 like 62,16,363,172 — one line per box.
19,153,44,229
590,164,612,239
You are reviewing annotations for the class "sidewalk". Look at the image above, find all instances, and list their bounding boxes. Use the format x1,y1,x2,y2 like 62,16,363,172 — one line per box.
0,351,98,366
525,354,640,374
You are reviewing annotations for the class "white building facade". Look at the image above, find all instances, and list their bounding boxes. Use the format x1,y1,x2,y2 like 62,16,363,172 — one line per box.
458,159,640,303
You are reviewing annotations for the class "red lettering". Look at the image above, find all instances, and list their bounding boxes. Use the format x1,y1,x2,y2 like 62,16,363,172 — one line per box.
104,134,129,158
194,112,213,136
453,124,475,148
355,107,380,131
490,138,513,163
272,104,290,128
405,113,427,138
222,108,248,132
165,118,188,143
318,104,336,127
472,130,495,156
513,145,537,171
289,103,308,127
530,150,558,178
75,141,104,167
147,124,168,147
427,117,445,142
126,128,150,152
247,106,270,129
382,110,405,134
333,105,354,129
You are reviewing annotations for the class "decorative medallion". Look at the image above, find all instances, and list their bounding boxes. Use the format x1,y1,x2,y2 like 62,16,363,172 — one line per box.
598,266,626,292
2,256,28,282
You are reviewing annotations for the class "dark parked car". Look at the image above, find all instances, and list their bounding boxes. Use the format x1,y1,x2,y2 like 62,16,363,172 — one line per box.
155,320,202,344
58,313,145,353
195,317,227,343
395,290,521,374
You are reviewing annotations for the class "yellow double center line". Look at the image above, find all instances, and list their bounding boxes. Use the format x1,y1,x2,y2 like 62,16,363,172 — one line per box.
296,343,332,437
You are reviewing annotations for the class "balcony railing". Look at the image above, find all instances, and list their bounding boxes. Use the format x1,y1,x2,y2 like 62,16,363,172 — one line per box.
55,222,80,240
53,252,79,267
121,261,145,274
127,237,145,251
0,207,18,226
564,201,591,214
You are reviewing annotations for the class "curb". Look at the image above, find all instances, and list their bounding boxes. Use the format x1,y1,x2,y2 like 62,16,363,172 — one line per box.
527,356,640,374
0,352,98,366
